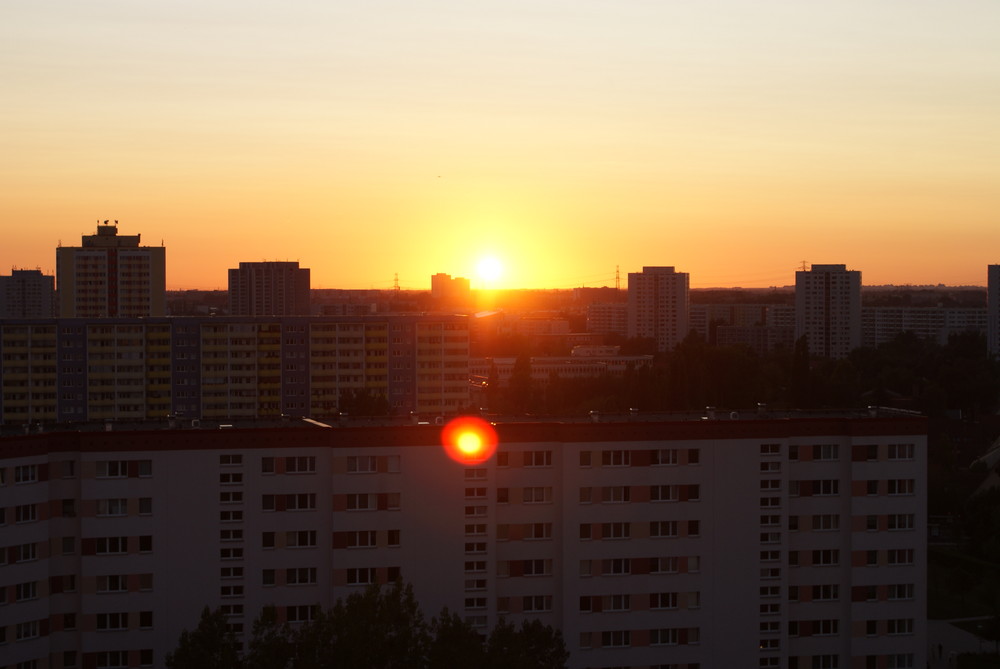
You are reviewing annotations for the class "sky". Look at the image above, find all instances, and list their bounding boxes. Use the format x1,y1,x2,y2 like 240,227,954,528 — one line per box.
3,1,999,290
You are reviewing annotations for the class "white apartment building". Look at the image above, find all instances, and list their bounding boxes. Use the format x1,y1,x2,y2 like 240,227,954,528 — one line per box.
627,267,690,352
0,416,926,669
795,265,862,359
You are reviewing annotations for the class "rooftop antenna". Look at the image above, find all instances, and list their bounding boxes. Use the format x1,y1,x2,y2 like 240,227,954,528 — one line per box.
615,265,620,291
393,273,400,293
800,261,809,271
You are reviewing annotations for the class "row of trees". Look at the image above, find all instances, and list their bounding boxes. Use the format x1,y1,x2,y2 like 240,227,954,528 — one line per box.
486,331,1000,420
167,581,569,669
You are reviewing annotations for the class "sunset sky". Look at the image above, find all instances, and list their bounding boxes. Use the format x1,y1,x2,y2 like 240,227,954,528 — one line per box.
3,1,999,290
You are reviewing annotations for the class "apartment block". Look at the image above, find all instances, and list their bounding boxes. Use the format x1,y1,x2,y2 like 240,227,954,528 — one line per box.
0,315,469,424
861,307,986,348
227,262,311,316
56,224,166,318
795,265,862,359
0,416,925,668
0,270,57,319
627,267,690,352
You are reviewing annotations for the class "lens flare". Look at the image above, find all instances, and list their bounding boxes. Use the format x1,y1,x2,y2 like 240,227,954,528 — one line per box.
442,416,498,465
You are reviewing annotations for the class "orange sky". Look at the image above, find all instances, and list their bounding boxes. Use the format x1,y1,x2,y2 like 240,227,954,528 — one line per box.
3,2,999,290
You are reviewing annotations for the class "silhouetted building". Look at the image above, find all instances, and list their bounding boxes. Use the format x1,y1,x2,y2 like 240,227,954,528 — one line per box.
228,261,311,315
989,265,1000,356
0,269,56,318
627,266,690,352
795,264,861,358
56,222,166,317
0,415,926,668
430,273,472,307
587,302,628,336
862,306,986,348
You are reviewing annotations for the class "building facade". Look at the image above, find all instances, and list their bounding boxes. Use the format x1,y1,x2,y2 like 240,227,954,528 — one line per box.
0,270,56,319
627,267,690,352
227,262,311,316
0,315,469,424
0,416,926,668
56,224,166,319
861,307,986,349
988,265,1000,357
795,265,862,359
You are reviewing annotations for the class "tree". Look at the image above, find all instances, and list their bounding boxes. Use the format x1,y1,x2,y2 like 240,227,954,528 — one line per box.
427,608,484,668
484,618,569,669
165,607,242,669
325,581,430,668
244,606,293,669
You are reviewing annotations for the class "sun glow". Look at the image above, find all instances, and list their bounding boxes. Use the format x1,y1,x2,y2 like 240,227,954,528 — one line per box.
441,416,499,465
476,256,503,286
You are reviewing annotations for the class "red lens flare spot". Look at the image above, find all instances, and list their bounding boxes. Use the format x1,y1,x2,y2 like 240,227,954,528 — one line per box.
442,417,498,465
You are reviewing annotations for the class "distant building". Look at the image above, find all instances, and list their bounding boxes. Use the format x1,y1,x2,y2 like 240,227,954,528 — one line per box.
587,302,628,336
0,314,468,423
862,306,986,348
228,261,311,316
989,265,1000,356
795,264,861,358
430,273,472,307
627,266,690,352
0,269,56,318
56,222,166,317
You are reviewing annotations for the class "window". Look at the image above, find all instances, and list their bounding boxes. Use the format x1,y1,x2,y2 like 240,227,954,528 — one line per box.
761,514,780,527
96,537,127,555
651,556,679,573
219,472,242,485
812,549,839,566
760,479,780,491
347,567,376,585
220,491,243,504
286,456,316,474
578,450,592,466
221,567,243,579
97,612,128,631
651,521,678,538
760,461,780,472
523,486,552,504
95,651,127,668
220,547,244,560
601,630,630,648
866,515,878,531
601,558,631,575
15,581,37,601
220,510,242,523
287,567,317,585
760,497,780,508
220,454,242,466
607,593,630,611
760,550,780,562
812,584,839,601
464,468,486,480
96,499,126,517
138,460,152,477
760,443,780,455
523,595,552,612
888,479,915,496
651,592,678,609
97,575,127,593
262,569,276,586
261,457,275,474
652,448,678,465
602,450,631,467
287,605,317,623
812,514,839,531
16,620,39,640
888,514,915,531
15,504,37,523
525,450,552,467
465,487,487,499
867,480,879,495
14,465,38,483
888,583,915,600
812,655,839,669
651,485,678,502
813,444,839,460
601,486,630,503
888,549,914,565
464,560,486,572
888,443,914,460
286,493,316,510
347,493,373,510
602,522,631,539
139,611,153,629
95,461,126,479
138,498,152,515
816,480,839,496
887,619,914,635
221,585,244,598
523,559,551,576
760,532,780,544
220,529,242,542
288,530,317,548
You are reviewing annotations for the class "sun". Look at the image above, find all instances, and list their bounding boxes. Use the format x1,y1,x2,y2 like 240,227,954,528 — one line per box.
476,256,503,285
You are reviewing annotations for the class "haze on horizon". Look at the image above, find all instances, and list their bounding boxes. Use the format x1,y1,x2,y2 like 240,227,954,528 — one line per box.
3,1,999,291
